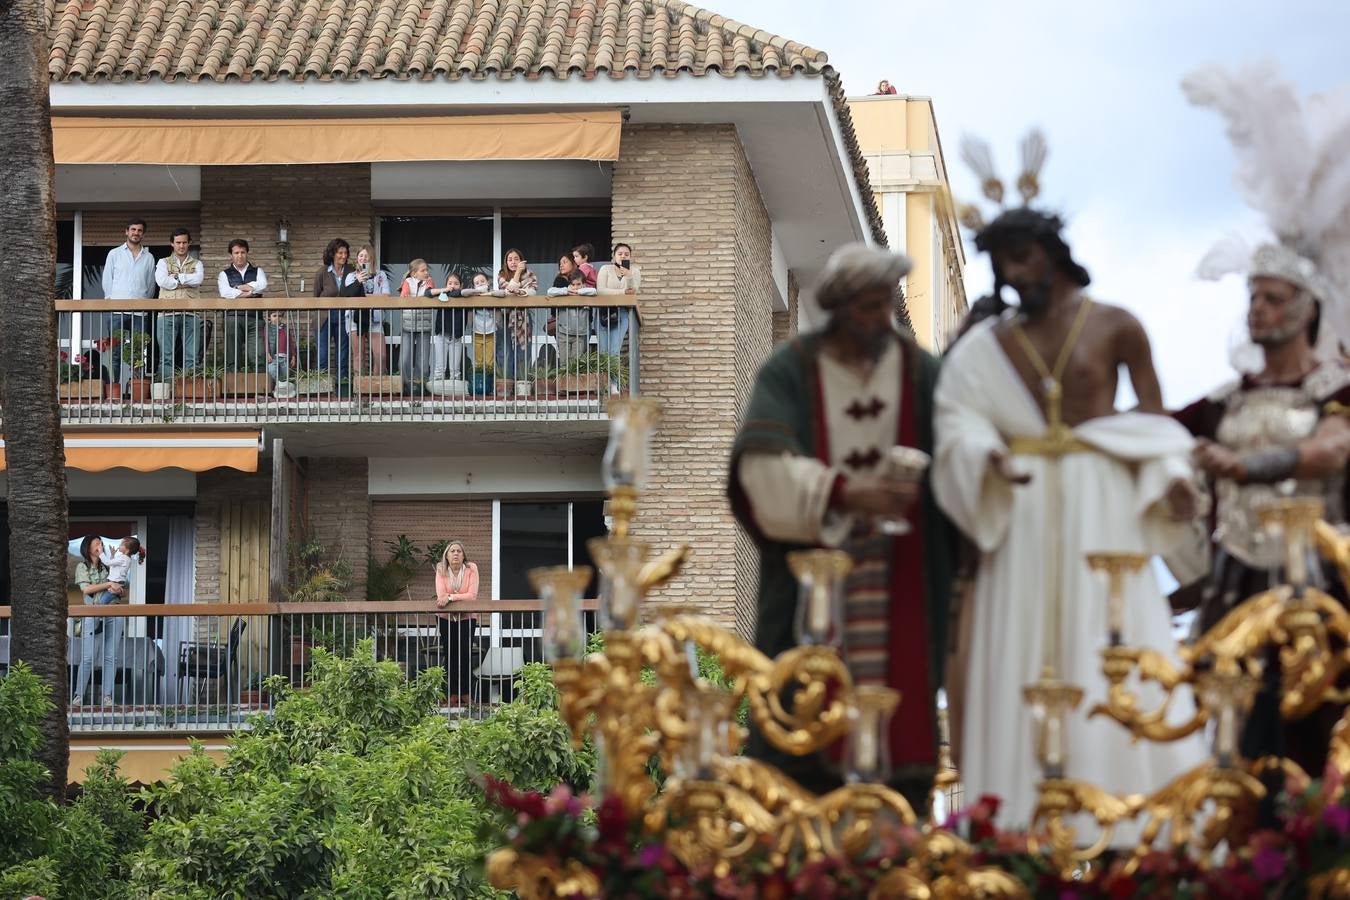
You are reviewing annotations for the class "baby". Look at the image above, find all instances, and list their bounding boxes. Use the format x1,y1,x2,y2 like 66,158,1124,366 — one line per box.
99,536,143,604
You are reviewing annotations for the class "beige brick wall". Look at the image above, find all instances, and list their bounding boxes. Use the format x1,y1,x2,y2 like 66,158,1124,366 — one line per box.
772,271,801,346
193,467,271,603
199,164,372,291
611,124,774,629
301,457,371,599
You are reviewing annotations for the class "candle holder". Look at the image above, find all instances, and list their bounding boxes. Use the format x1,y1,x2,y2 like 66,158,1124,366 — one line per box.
844,685,900,784
1086,552,1149,647
787,549,851,648
602,397,662,537
1022,667,1084,779
1195,666,1260,768
530,565,593,662
1257,497,1324,591
587,536,650,631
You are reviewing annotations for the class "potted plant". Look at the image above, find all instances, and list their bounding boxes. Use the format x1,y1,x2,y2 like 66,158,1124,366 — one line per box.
366,534,423,661
470,364,494,398
284,539,354,675
112,329,153,401
175,364,222,402
56,350,104,402
221,359,271,396
555,351,625,395
294,358,335,396
239,672,268,708
355,373,403,396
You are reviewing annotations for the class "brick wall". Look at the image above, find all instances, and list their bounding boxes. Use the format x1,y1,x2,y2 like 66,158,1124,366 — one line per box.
369,500,494,601
302,457,371,599
199,164,372,291
80,209,202,247
193,467,271,602
611,124,775,629
772,271,801,346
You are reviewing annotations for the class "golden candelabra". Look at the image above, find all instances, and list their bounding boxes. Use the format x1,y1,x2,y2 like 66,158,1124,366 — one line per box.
1028,497,1350,881
489,397,1016,898
488,399,1350,898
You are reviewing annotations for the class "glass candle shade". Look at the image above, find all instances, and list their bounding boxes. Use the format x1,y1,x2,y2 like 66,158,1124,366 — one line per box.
787,549,852,647
1086,553,1149,647
601,397,662,492
1197,668,1259,768
530,565,594,662
690,681,736,778
587,536,650,631
1257,497,1324,590
1022,671,1084,779
845,685,900,783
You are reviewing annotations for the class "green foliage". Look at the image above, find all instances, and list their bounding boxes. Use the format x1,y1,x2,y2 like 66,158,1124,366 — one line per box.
128,641,589,898
0,665,144,899
286,539,354,603
366,534,422,602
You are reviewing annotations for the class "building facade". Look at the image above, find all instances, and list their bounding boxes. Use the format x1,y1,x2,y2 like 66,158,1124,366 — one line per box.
849,94,967,350
0,0,898,778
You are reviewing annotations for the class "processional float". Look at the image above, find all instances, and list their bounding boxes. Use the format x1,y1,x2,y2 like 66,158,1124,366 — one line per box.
488,398,1350,898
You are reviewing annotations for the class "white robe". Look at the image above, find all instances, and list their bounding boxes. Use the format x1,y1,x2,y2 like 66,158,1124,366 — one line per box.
932,319,1207,832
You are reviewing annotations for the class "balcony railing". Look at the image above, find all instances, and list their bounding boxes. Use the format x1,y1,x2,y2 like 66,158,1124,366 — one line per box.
44,297,639,425
0,599,600,733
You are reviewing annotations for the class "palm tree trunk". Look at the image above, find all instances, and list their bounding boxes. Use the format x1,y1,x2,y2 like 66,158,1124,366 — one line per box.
0,0,71,798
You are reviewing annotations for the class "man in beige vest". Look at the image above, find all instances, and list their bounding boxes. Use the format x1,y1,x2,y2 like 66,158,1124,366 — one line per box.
154,228,205,377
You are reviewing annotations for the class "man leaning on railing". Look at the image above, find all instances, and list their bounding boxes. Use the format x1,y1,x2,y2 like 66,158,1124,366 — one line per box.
100,217,155,389
154,228,204,377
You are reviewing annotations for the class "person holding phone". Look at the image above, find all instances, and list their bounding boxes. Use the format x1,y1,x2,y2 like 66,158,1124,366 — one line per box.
348,245,391,376
595,244,641,386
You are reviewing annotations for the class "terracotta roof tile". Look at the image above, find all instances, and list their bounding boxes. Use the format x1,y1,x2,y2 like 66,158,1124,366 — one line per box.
48,0,834,84
45,0,889,251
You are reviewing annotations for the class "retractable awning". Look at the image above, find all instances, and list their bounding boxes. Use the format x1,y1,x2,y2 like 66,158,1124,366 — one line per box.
52,111,621,165
0,431,260,473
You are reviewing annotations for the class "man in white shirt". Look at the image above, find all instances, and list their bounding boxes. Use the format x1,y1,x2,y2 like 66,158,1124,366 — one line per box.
100,218,156,387
217,239,268,371
154,228,205,376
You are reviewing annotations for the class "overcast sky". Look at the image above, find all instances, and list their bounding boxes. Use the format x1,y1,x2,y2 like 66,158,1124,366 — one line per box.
711,0,1350,406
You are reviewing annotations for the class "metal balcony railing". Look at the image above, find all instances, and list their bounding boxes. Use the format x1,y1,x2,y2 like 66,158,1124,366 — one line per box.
42,297,639,425
0,599,600,734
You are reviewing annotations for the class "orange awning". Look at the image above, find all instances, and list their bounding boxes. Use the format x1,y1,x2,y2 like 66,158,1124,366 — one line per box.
0,431,259,473
52,111,622,165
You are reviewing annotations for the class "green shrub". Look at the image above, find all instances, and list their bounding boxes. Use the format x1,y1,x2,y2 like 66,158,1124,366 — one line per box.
0,664,143,899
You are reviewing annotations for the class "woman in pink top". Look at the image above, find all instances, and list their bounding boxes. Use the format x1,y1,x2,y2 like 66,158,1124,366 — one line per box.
435,540,479,706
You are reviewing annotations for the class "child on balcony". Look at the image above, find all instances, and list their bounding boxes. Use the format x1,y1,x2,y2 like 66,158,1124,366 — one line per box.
547,267,597,370
460,271,498,373
265,311,299,399
399,259,438,395
99,536,144,605
431,272,467,383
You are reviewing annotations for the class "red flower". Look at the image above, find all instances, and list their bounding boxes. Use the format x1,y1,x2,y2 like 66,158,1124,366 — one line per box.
595,793,629,851
60,350,69,360
481,773,547,820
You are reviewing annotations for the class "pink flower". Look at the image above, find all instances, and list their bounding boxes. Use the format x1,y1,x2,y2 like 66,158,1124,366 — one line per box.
1250,845,1286,881
1321,803,1350,837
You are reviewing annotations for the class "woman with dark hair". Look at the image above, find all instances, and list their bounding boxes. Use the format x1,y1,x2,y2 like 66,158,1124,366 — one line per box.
71,535,127,707
495,249,537,392
435,540,480,706
314,238,361,388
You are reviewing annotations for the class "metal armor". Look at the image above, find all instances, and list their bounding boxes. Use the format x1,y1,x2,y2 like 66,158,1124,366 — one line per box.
1213,365,1350,567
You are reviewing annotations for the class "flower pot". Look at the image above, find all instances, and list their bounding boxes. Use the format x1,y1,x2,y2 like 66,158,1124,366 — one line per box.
221,372,271,396
127,378,153,402
175,377,220,401
356,375,403,395
150,381,173,401
427,378,469,396
296,375,335,395
470,370,494,397
105,382,123,401
57,380,104,402
555,372,601,395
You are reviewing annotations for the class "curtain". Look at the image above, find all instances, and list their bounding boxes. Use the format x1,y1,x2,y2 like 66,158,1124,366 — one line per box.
160,515,195,703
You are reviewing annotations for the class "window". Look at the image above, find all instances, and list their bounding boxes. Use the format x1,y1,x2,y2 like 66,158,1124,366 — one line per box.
497,499,605,599
501,211,612,287
379,214,494,287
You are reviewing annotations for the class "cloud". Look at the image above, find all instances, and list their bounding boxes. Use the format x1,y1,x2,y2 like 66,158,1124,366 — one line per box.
710,0,1350,401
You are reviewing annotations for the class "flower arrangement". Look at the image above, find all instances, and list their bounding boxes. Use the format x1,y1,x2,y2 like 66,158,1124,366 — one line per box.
482,763,1350,898
57,350,100,383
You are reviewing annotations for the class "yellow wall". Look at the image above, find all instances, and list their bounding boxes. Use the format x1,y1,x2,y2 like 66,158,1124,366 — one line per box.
851,98,908,150
70,736,227,784
906,192,934,349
